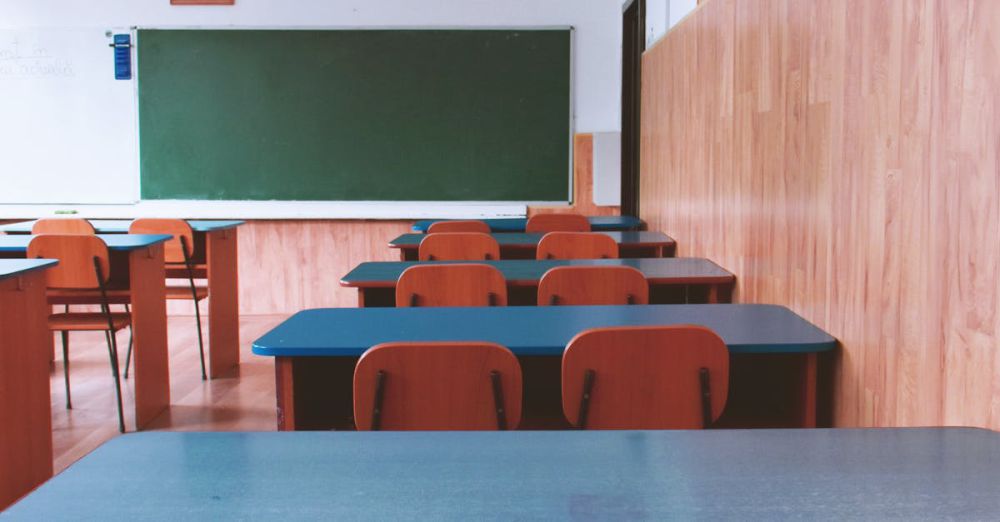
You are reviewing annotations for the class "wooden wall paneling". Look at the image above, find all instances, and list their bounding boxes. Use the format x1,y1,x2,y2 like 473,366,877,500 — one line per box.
640,0,1000,429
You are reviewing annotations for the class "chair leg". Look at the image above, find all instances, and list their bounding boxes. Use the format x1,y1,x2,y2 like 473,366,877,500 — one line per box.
193,296,207,381
104,329,126,433
123,331,133,379
123,304,133,379
61,331,71,409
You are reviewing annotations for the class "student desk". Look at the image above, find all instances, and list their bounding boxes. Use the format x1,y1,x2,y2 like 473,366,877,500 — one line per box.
1,220,243,378
252,304,835,431
7,428,999,520
341,258,735,306
388,231,677,260
412,215,645,232
0,260,57,510
0,234,172,430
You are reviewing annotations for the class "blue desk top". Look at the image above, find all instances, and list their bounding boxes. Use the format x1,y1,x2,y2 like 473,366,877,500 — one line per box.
412,215,644,233
0,219,244,234
0,259,58,280
7,428,999,520
252,304,835,356
0,234,171,252
390,231,675,248
342,257,734,287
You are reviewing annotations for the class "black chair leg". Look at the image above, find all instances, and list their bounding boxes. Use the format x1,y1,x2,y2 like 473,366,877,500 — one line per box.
61,331,71,409
123,304,133,379
105,330,126,433
193,293,207,381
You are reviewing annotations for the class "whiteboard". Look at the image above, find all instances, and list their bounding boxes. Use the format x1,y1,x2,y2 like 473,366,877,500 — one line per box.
0,28,137,204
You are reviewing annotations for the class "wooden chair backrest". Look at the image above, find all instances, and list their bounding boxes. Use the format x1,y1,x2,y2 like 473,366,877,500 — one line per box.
396,264,507,307
525,213,591,233
537,266,649,306
536,232,619,260
418,232,500,261
427,220,491,234
129,218,194,264
562,326,729,429
31,218,95,235
27,235,110,289
354,342,522,430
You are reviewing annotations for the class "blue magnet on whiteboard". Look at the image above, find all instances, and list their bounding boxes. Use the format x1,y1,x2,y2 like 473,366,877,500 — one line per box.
111,34,132,80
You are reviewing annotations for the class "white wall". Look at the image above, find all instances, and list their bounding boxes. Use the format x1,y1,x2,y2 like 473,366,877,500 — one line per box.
0,0,622,133
645,0,697,47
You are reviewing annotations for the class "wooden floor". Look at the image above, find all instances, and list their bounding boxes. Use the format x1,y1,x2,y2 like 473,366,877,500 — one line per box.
50,314,286,473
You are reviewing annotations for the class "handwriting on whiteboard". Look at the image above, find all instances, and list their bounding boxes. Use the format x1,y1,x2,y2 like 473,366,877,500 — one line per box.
0,37,74,78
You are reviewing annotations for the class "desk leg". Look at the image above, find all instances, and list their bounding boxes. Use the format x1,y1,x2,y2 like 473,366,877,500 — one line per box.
275,357,296,431
130,244,170,429
357,289,366,307
707,284,734,304
207,229,240,378
0,272,53,509
800,353,818,428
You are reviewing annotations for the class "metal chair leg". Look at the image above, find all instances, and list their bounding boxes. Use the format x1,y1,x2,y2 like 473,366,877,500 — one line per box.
61,331,71,409
192,284,207,381
123,304,133,379
105,330,126,433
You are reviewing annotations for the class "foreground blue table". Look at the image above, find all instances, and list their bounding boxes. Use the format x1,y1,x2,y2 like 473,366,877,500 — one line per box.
253,305,834,430
412,215,644,233
389,231,676,260
7,428,999,520
342,257,736,306
1,220,245,378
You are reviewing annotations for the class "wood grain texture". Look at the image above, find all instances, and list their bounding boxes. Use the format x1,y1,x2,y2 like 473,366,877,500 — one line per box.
418,232,500,261
640,0,1000,429
0,270,53,509
536,232,619,260
128,244,170,428
353,342,522,430
396,264,507,307
537,266,649,306
562,326,729,429
206,229,239,378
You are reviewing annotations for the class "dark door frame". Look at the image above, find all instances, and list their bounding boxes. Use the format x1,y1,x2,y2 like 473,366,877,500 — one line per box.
621,0,645,217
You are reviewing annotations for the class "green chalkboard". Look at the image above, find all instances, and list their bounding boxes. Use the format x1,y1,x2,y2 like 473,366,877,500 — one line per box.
137,29,571,201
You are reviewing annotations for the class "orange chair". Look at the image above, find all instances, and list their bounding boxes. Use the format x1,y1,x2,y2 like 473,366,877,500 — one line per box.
525,213,590,233
354,342,522,430
418,232,500,261
562,326,729,430
536,232,618,260
396,264,507,307
28,235,129,433
427,220,491,234
31,218,96,235
127,219,208,380
537,266,648,305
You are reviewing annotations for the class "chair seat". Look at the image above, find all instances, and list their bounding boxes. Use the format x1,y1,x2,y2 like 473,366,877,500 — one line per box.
49,312,131,332
166,284,209,301
47,288,132,305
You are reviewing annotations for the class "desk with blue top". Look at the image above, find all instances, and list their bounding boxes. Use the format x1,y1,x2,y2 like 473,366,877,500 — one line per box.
9,428,996,520
252,304,835,431
341,257,736,306
389,231,677,260
412,215,645,233
0,234,173,430
1,220,244,378
0,260,57,510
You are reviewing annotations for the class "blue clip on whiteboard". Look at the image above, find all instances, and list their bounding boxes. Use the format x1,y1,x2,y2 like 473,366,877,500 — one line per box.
112,34,131,80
